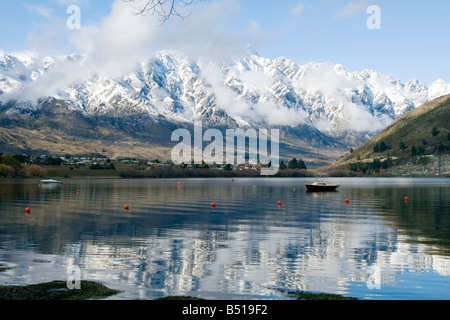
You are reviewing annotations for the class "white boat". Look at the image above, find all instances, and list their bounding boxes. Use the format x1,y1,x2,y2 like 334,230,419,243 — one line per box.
41,179,63,184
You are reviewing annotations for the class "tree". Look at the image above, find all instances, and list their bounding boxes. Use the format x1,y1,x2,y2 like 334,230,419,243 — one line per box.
411,145,417,157
399,141,407,150
123,0,197,22
0,154,20,167
288,158,298,169
373,144,379,153
0,164,15,178
288,158,307,170
24,165,48,177
437,143,447,154
297,159,307,170
432,127,439,137
417,146,425,156
45,157,63,166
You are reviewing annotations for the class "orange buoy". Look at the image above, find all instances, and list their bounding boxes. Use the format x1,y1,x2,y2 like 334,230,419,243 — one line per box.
211,202,216,208
124,204,130,211
278,201,282,206
404,197,409,202
178,182,181,186
25,207,31,215
77,190,80,194
345,199,350,205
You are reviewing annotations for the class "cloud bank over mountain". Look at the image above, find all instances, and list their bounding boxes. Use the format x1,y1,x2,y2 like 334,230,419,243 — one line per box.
2,48,450,138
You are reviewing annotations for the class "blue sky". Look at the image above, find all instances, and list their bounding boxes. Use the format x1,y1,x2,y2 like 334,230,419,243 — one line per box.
1,0,449,84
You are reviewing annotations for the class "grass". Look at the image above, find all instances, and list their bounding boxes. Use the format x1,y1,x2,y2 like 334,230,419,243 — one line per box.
44,165,120,178
0,281,120,300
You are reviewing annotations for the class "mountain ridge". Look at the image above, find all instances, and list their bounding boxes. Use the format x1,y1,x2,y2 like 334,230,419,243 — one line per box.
1,49,450,163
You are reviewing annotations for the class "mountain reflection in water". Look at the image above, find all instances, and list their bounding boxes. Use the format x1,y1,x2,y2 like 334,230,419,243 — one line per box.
0,178,449,300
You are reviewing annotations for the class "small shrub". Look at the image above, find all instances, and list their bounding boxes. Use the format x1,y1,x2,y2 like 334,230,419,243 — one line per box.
0,164,15,178
23,165,48,177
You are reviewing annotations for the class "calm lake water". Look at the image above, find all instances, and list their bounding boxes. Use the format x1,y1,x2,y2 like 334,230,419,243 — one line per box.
0,177,449,300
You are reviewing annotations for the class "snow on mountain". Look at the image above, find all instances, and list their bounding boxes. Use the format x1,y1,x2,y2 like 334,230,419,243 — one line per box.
1,49,450,151
429,79,450,100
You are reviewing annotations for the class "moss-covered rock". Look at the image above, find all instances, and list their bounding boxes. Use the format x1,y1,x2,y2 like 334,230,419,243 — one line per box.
0,281,120,300
296,292,358,300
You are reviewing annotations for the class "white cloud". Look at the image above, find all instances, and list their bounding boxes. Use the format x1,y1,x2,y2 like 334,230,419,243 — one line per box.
200,62,253,117
70,0,159,77
155,0,252,64
4,0,160,100
20,0,268,80
333,0,374,19
24,4,53,21
291,1,305,16
247,20,261,34
293,62,391,132
199,62,307,127
2,56,88,102
238,69,272,90
52,0,91,5
296,63,357,94
257,99,308,127
340,102,388,132
3,0,389,132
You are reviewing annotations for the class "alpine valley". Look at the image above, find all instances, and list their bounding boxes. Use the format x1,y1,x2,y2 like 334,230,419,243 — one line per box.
1,49,450,164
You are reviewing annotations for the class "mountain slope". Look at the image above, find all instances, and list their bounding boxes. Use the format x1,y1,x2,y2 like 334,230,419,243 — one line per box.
0,97,180,159
335,94,450,171
1,50,450,163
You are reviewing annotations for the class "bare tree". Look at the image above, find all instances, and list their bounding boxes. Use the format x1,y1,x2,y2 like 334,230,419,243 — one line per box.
123,0,199,22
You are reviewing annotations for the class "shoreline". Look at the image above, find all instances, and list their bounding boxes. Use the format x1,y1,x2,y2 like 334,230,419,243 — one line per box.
2,153,449,179
0,282,357,301
1,161,449,182
1,173,449,181
0,266,357,300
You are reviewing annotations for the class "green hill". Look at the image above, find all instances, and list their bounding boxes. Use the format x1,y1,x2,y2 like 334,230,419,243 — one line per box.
333,94,450,175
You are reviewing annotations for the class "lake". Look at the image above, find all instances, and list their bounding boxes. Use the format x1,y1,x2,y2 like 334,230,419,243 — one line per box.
0,177,449,300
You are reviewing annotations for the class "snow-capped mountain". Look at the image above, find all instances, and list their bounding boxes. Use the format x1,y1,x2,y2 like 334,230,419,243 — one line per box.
1,49,449,162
